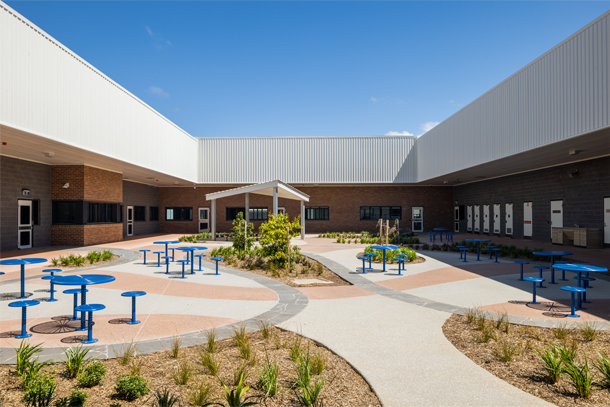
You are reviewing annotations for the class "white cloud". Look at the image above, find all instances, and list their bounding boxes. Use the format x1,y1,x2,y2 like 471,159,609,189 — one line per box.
371,97,380,102
145,25,172,50
145,26,153,37
149,86,169,98
385,131,414,136
420,121,440,133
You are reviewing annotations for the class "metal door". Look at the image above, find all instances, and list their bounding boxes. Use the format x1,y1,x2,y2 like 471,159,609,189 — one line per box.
18,200,33,249
454,206,459,232
412,207,423,232
550,200,563,237
467,206,472,231
483,205,490,233
505,203,513,235
198,207,210,232
474,205,480,232
524,202,533,238
604,197,610,244
127,206,134,236
493,204,501,234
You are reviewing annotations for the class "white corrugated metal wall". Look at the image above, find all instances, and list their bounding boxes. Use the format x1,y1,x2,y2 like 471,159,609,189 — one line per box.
416,11,610,182
198,136,416,184
0,2,198,181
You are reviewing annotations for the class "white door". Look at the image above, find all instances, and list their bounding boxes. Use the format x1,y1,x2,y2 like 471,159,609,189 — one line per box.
550,200,563,237
474,205,480,232
126,206,134,236
278,207,286,216
198,207,210,233
18,200,33,249
524,202,533,238
454,206,460,232
604,197,610,244
493,204,501,234
467,206,472,231
505,203,513,235
483,205,490,233
412,207,423,232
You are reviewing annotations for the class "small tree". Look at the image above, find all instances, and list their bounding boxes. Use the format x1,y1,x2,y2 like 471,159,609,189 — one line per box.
232,212,255,252
258,213,301,267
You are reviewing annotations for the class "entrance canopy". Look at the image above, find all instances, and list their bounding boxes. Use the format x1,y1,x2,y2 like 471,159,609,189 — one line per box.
205,180,309,240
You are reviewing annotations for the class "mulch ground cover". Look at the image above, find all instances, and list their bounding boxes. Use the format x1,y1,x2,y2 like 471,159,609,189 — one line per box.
203,253,350,288
0,328,381,407
443,313,610,406
355,252,425,266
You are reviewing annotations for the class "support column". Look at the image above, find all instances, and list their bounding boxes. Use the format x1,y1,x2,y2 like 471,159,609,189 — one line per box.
300,200,305,240
245,192,249,241
211,199,216,241
273,187,278,217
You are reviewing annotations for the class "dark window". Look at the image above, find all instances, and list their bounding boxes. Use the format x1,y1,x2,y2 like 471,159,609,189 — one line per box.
227,207,268,221
86,202,120,223
166,207,193,221
150,207,159,221
134,206,146,221
360,206,401,220
54,201,78,224
305,207,329,221
32,200,40,225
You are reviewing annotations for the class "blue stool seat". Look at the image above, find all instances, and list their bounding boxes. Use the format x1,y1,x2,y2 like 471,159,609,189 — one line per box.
9,300,40,339
42,269,62,302
63,288,89,321
161,256,172,274
176,260,189,279
561,286,586,317
121,291,146,325
74,303,105,344
393,258,405,275
194,254,206,271
357,256,368,274
574,277,595,304
459,247,468,262
428,232,436,243
363,253,375,269
523,277,544,305
139,249,150,265
490,248,501,263
456,246,466,259
446,232,454,242
153,251,165,267
211,257,224,276
532,266,550,287
486,246,496,259
396,254,408,271
514,261,529,281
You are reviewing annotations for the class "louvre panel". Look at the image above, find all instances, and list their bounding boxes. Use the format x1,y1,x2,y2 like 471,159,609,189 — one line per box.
0,3,198,182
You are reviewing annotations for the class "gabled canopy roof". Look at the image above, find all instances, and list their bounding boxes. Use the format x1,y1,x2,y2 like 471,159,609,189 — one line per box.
205,180,309,202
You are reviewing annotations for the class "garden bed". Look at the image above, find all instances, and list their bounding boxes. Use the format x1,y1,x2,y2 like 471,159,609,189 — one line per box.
46,250,119,269
443,313,610,406
355,251,425,265
203,251,350,287
0,327,381,407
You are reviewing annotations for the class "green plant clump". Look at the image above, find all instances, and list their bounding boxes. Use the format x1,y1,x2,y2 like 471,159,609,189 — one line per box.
258,213,302,268
63,344,94,378
77,361,106,388
22,373,56,406
114,374,150,401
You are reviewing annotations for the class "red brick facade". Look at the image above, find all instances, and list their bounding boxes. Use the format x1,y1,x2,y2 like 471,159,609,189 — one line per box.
51,224,123,246
50,165,123,246
160,185,454,235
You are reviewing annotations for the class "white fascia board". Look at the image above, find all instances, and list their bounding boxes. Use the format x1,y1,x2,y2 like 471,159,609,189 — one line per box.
205,180,309,202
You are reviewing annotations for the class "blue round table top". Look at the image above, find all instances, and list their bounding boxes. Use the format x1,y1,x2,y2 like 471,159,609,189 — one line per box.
0,258,47,265
363,253,375,256
357,257,369,260
9,299,40,307
533,251,573,256
523,277,544,282
43,269,62,273
434,228,448,231
51,274,116,286
552,264,608,273
370,245,399,250
121,291,146,297
211,257,224,261
153,241,180,245
139,249,150,252
560,286,586,292
514,261,530,264
465,239,491,243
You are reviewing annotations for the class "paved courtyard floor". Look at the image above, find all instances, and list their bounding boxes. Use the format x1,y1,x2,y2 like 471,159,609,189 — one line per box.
1,234,607,406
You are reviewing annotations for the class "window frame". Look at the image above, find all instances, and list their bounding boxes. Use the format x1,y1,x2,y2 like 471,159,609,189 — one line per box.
360,206,402,221
165,207,193,221
134,206,146,222
226,207,268,221
305,206,329,221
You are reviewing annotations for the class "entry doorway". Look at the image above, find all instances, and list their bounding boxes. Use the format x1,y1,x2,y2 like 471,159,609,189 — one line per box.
454,206,460,232
524,202,533,238
467,206,472,232
474,205,480,233
550,200,563,237
198,207,210,233
18,200,33,249
493,204,501,234
412,207,424,232
604,197,610,245
505,203,513,235
126,206,134,236
483,205,490,233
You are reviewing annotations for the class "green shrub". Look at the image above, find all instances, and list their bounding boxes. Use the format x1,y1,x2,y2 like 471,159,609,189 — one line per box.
15,340,44,376
21,358,49,390
562,356,596,398
189,379,214,405
101,250,113,261
537,345,563,383
594,351,610,388
257,352,279,397
114,374,150,401
63,344,93,378
258,213,302,267
68,388,88,406
22,373,56,406
77,362,106,388
232,212,255,252
150,388,180,407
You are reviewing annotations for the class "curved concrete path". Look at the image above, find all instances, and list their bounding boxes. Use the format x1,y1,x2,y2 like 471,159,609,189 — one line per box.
282,247,553,407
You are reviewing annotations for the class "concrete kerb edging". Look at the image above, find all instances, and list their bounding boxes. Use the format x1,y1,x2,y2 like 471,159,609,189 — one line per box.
303,252,610,331
0,256,308,364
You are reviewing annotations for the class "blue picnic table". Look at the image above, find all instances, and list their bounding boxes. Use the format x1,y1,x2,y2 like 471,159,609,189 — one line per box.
465,239,490,261
370,245,399,272
0,258,47,299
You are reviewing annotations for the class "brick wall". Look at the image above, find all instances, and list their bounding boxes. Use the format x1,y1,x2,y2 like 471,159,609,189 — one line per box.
51,165,122,202
454,156,610,242
123,181,160,236
51,224,123,246
160,185,454,235
1,157,52,251
51,166,85,200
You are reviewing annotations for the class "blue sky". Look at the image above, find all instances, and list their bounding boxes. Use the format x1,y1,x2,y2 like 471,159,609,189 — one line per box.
7,1,610,138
